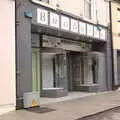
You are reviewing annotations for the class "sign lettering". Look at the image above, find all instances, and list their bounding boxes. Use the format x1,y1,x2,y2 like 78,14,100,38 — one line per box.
50,12,59,28
94,27,100,38
79,22,86,35
37,8,48,25
100,29,106,40
61,16,69,30
87,24,93,37
71,19,78,33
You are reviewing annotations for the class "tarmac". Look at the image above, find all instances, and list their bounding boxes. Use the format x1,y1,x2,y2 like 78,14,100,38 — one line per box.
1,91,120,120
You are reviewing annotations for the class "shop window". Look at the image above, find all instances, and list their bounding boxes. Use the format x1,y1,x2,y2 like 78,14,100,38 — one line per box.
38,0,49,4
84,0,92,19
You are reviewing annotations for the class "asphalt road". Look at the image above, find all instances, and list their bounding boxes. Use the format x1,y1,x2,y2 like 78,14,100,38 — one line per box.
78,107,120,120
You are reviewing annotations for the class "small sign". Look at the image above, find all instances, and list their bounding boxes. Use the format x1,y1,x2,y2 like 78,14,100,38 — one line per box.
100,29,106,40
32,99,37,107
50,12,59,28
94,27,100,38
37,8,48,25
79,22,86,35
71,19,78,33
24,12,32,18
61,15,70,30
87,24,93,37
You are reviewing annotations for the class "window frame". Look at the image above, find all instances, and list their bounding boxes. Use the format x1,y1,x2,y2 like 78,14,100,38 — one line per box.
84,0,92,19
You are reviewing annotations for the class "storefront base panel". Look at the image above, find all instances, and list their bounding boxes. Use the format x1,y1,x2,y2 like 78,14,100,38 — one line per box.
42,88,68,98
0,105,15,115
73,84,99,92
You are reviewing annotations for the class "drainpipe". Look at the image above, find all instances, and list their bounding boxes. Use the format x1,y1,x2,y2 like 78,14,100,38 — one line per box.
15,0,17,109
109,1,115,90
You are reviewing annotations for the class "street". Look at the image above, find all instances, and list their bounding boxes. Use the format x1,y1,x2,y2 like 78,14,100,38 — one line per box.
78,107,120,120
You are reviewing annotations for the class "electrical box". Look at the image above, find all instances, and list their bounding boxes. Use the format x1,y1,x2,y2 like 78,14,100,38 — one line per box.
23,92,40,108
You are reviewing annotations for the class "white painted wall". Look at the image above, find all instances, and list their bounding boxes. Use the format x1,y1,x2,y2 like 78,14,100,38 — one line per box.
0,0,16,115
50,0,109,26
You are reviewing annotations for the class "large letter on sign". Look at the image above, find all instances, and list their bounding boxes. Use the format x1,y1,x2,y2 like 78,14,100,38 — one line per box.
37,8,48,25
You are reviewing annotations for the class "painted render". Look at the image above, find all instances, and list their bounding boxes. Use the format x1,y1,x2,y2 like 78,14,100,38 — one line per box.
111,2,120,49
0,0,16,115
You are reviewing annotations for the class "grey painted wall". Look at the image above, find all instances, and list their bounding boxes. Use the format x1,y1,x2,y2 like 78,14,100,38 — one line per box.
16,0,33,98
106,30,113,90
113,50,119,86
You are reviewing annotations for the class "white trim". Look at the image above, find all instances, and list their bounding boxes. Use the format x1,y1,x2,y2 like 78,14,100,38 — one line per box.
0,104,15,115
50,12,60,28
37,8,48,25
61,15,70,31
31,0,56,10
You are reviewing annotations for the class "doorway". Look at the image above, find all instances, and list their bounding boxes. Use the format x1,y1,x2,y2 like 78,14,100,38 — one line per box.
68,52,95,91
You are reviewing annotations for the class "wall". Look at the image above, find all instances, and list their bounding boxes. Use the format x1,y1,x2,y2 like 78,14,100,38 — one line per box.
50,0,109,26
15,0,113,108
0,0,16,115
112,2,120,49
111,2,120,86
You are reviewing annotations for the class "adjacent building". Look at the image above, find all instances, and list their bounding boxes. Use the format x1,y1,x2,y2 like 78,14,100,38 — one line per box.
0,0,16,115
111,0,120,87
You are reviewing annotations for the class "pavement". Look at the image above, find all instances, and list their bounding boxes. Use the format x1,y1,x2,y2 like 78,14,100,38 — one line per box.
40,92,96,105
1,91,120,120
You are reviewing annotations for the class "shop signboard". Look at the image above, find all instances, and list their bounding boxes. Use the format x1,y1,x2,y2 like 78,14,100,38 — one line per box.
61,15,70,31
50,12,59,28
37,8,106,40
71,19,79,33
79,22,86,35
37,8,48,25
42,35,92,51
87,24,93,37
94,26,100,39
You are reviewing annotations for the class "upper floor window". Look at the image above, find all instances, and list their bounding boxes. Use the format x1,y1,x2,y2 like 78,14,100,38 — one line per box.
117,8,120,36
84,0,92,19
38,0,49,4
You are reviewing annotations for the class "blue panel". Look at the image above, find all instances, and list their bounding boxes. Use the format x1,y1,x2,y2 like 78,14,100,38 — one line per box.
24,12,32,18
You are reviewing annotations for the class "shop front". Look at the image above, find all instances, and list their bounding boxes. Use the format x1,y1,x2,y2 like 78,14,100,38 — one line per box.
16,0,112,108
31,33,107,97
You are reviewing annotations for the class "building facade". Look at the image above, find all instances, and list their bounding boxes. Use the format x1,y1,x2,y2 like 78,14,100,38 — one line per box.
16,0,113,108
0,0,16,115
111,1,120,87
